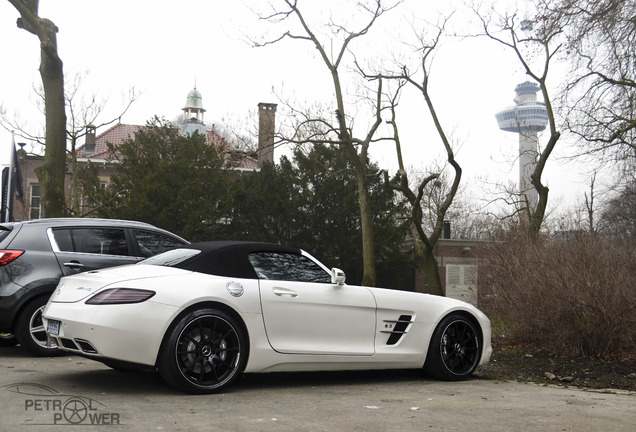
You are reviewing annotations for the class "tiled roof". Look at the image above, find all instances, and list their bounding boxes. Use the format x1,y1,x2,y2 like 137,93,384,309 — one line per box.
77,122,260,170
77,123,142,159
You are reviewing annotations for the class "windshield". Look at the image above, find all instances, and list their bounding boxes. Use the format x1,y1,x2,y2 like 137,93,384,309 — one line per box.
139,248,200,267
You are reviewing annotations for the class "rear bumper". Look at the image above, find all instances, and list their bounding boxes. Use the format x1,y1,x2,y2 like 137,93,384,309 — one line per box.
42,300,179,366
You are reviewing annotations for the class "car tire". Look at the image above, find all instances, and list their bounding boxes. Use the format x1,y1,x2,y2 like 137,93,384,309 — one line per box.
423,313,482,381
158,308,246,394
15,296,61,357
0,332,18,347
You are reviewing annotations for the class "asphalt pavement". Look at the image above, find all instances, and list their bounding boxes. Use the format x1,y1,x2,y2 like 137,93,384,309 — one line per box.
0,346,634,432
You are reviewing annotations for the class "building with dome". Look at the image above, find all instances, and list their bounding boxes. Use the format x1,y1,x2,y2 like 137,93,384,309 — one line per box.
4,87,277,220
181,87,207,137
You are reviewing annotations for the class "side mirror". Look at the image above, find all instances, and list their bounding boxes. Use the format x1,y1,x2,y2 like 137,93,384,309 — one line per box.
331,268,346,286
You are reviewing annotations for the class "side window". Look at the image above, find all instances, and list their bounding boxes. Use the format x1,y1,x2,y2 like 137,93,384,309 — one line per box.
52,228,73,252
29,184,41,220
61,228,129,256
248,252,331,283
133,230,186,258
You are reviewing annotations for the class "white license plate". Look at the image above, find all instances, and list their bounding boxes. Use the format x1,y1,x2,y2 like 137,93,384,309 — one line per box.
46,320,61,336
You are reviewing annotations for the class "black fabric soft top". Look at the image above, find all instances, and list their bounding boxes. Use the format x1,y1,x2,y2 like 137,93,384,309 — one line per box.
173,241,302,279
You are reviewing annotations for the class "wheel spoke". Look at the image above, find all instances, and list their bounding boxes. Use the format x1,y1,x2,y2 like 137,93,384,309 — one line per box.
31,324,46,334
197,320,211,344
213,329,235,345
198,357,207,383
209,358,220,380
176,347,197,356
184,353,203,373
183,333,200,347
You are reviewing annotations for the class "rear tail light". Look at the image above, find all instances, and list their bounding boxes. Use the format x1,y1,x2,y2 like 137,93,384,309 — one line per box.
0,250,24,266
85,288,156,305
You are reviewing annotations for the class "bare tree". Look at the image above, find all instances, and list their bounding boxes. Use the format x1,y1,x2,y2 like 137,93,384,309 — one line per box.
8,0,67,217
556,0,636,166
378,19,462,296
597,175,636,242
253,0,401,286
473,2,564,240
63,72,139,215
1,69,139,217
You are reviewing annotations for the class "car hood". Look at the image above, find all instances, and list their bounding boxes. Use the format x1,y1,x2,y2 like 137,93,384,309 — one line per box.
49,264,188,303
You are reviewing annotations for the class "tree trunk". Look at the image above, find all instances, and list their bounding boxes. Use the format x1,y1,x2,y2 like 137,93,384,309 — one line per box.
39,44,67,217
421,247,443,296
10,0,67,218
355,166,376,287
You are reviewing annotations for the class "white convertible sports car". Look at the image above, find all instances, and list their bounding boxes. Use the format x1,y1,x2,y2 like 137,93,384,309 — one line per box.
43,241,492,393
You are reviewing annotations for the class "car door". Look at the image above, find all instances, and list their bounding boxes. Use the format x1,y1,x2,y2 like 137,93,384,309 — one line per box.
252,251,376,356
50,227,139,276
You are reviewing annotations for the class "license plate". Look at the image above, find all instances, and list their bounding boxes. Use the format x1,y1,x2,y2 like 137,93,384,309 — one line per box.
46,320,61,336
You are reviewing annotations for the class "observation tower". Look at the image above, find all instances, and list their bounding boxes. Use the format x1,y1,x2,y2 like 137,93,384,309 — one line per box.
495,81,548,210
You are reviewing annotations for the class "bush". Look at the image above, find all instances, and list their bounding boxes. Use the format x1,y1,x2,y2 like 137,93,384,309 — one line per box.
480,233,636,359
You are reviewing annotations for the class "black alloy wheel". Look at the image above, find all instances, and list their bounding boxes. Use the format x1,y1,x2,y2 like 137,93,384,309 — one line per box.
424,314,481,380
159,309,245,393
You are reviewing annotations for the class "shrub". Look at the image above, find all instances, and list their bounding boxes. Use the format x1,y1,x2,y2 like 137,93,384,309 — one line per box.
480,233,636,359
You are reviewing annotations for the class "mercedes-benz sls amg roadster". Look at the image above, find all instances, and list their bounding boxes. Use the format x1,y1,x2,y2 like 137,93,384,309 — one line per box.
43,241,492,393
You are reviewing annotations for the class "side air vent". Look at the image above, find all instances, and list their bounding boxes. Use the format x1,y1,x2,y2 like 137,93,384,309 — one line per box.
381,314,413,345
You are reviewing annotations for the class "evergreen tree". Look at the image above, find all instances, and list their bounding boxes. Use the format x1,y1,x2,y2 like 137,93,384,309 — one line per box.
99,117,230,241
229,144,412,288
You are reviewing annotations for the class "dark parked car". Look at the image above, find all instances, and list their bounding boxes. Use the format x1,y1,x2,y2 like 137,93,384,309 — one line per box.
0,218,188,356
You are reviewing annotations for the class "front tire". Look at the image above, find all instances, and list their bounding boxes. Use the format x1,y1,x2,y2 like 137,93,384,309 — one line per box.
424,313,481,380
158,308,246,394
15,296,61,357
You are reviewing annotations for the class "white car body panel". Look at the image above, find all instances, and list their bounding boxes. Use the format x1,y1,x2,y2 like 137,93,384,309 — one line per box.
42,243,492,392
259,279,376,355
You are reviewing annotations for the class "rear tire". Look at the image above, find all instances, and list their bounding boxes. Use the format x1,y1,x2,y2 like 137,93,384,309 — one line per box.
158,308,246,393
424,313,481,381
15,296,61,357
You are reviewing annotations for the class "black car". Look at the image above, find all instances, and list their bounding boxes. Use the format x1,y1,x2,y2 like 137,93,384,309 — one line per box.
0,218,188,356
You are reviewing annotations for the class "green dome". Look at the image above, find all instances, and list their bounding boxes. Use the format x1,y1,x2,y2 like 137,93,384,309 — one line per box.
183,88,206,111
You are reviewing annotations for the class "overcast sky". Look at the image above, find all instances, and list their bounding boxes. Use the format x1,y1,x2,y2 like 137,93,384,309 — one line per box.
0,0,588,213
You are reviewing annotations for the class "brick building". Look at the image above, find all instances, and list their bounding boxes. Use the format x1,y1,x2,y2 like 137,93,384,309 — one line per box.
408,222,487,305
5,87,277,221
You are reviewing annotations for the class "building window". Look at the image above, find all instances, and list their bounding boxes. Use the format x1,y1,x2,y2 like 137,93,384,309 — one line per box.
79,181,108,214
29,184,41,220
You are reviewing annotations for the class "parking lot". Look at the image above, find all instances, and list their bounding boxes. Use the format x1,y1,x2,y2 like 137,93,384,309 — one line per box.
1,346,634,432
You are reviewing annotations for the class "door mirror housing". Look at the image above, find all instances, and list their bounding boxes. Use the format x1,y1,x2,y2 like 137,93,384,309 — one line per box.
331,268,346,286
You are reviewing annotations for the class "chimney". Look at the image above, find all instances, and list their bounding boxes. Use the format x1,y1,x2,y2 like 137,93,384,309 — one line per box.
84,124,96,154
257,103,277,166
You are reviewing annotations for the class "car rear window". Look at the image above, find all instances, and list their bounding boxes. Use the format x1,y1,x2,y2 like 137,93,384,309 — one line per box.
52,227,129,256
0,224,13,244
132,229,187,258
